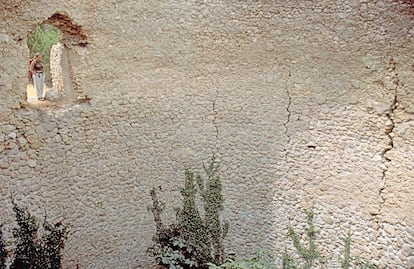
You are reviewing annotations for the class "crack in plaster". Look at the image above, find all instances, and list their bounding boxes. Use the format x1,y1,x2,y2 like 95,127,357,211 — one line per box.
284,71,292,154
283,71,293,188
212,89,219,160
378,57,399,217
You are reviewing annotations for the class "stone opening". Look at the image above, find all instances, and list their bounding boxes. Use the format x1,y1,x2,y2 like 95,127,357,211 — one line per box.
396,0,414,16
46,12,88,47
26,24,60,102
26,12,88,106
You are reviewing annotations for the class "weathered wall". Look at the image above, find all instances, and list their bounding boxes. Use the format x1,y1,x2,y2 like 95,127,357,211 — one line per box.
48,43,76,102
0,0,413,268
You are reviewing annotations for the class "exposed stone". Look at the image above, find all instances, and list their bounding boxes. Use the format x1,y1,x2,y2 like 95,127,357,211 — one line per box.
44,88,61,101
17,137,27,146
6,147,19,155
362,54,382,70
366,99,391,114
409,27,414,36
3,125,15,133
7,132,16,139
384,223,396,237
5,141,17,150
313,93,327,105
27,159,37,168
351,79,360,88
0,1,413,269
29,141,42,150
0,159,9,169
0,33,10,43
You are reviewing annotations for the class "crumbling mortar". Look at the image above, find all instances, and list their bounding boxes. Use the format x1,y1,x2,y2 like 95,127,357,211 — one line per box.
378,57,399,219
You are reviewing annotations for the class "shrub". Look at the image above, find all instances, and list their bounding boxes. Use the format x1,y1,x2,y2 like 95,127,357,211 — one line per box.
148,160,228,268
148,164,379,269
0,228,7,269
10,201,66,269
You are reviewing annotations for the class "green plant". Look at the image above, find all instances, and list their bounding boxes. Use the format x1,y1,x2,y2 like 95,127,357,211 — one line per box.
150,235,199,269
283,210,319,269
10,201,66,269
43,220,66,269
282,211,377,269
27,24,60,85
148,160,228,269
341,233,377,269
341,232,351,269
282,248,297,269
353,258,377,269
0,228,7,269
208,250,274,269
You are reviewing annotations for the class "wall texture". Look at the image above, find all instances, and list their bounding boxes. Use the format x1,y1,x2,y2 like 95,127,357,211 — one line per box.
0,0,413,268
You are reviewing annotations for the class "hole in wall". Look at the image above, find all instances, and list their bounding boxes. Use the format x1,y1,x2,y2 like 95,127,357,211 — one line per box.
25,12,89,107
27,24,60,102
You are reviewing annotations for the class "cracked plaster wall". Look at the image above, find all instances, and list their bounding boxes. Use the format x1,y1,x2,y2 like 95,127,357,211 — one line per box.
0,0,413,268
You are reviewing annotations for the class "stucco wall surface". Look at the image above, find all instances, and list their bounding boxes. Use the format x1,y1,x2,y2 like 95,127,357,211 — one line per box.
0,0,413,268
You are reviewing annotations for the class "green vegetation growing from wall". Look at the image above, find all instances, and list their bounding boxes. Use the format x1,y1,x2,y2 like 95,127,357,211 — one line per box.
0,228,6,269
281,210,377,269
10,201,67,269
207,209,378,269
208,251,275,269
342,232,352,269
148,160,228,268
283,210,319,269
27,24,60,85
341,233,377,269
149,161,379,269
